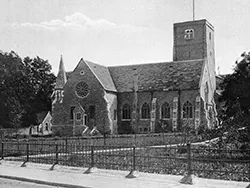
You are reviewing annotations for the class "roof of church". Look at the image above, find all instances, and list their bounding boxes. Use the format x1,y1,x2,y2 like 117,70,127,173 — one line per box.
84,60,117,92
63,59,204,93
108,60,204,92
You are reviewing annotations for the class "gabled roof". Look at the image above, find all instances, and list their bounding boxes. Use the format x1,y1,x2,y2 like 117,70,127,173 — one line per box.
84,60,117,92
73,104,85,113
108,60,204,92
36,111,51,124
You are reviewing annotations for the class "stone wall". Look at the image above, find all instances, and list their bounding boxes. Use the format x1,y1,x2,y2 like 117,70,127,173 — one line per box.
52,60,112,135
117,89,201,134
52,125,86,136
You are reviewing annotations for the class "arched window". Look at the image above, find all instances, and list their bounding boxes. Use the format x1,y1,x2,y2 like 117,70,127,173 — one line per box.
183,101,193,118
45,123,49,131
122,104,131,120
161,102,170,119
141,103,150,119
205,82,209,103
205,82,209,109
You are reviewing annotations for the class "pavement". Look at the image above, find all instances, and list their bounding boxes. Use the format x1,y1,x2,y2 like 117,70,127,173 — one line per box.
0,160,249,188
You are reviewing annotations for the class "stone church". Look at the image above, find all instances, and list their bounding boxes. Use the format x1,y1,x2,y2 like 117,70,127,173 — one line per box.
51,19,217,136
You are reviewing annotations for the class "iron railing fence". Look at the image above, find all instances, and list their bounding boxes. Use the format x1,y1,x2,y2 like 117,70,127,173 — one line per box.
0,132,203,147
190,145,250,181
1,141,249,182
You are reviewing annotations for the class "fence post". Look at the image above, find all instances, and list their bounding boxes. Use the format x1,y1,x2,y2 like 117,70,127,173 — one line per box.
26,143,29,162
65,137,68,153
84,145,96,174
1,141,4,160
179,143,193,184
21,142,29,167
50,144,59,170
187,143,192,175
91,146,94,167
55,144,58,164
126,145,136,178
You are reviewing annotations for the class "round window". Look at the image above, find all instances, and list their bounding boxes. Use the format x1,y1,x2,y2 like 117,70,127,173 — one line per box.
80,70,85,75
75,82,89,98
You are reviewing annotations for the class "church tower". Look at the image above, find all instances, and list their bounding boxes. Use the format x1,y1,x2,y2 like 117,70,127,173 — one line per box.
173,19,216,93
52,55,67,104
173,19,217,129
173,19,215,68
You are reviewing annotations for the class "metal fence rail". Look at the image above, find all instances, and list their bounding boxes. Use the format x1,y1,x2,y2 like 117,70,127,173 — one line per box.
190,146,250,181
0,132,202,147
0,141,249,182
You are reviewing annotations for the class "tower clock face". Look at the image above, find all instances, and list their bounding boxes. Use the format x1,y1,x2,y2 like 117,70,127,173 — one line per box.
75,81,89,98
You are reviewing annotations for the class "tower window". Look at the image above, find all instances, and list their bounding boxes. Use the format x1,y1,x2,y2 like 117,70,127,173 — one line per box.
184,29,194,39
209,32,212,40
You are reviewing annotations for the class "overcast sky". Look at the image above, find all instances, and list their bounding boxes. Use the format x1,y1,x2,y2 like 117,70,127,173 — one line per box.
0,0,249,74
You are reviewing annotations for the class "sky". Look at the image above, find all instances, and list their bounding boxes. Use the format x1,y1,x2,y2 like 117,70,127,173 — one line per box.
0,0,249,74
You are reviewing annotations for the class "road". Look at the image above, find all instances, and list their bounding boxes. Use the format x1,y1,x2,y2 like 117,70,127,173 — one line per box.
0,177,64,188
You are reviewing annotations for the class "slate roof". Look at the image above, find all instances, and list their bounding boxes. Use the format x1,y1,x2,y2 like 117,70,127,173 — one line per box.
108,60,204,92
84,60,117,92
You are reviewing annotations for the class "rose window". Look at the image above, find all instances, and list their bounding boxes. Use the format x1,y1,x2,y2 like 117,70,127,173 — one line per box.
75,82,89,98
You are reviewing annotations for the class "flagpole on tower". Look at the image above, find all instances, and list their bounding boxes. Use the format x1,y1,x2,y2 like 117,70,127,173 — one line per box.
193,0,195,21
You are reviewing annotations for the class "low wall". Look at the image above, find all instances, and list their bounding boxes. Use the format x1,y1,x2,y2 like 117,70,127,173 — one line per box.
52,125,86,137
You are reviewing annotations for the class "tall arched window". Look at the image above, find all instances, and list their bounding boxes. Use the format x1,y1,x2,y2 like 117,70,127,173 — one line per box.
122,104,131,120
141,103,150,119
183,101,193,118
161,102,170,119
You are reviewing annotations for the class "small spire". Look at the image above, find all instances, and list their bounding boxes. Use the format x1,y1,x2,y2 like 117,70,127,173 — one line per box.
55,55,67,89
217,66,220,75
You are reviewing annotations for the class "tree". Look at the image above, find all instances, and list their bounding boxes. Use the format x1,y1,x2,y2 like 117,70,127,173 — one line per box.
0,51,25,128
219,52,250,122
22,56,56,126
0,51,56,128
218,52,250,148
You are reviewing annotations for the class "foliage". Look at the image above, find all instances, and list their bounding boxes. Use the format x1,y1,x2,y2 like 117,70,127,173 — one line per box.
216,52,250,148
21,56,56,126
0,51,56,128
219,52,250,120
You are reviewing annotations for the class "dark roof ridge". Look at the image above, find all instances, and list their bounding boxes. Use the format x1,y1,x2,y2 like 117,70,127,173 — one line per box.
173,58,204,63
108,59,204,68
84,59,107,68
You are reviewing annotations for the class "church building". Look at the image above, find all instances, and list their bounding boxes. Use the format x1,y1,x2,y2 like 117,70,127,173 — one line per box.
51,19,217,136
